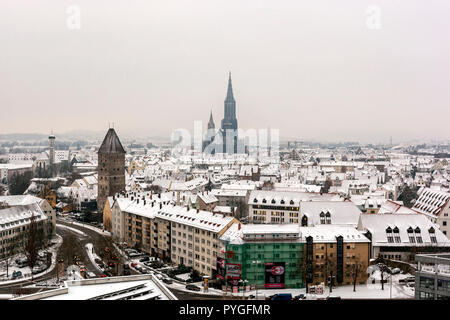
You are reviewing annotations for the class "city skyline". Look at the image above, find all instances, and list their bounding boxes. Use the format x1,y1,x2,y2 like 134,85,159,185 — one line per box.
1,1,449,143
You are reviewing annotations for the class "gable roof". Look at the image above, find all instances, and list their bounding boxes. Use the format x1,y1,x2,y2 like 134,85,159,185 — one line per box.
98,129,126,154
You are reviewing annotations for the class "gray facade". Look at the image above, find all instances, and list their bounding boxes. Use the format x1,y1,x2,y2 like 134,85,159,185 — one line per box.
415,253,450,300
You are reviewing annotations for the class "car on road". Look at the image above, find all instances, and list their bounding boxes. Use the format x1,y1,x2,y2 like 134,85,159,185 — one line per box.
294,294,306,300
86,272,97,279
12,271,23,279
162,278,173,284
130,262,137,268
100,274,108,278
185,284,201,292
326,296,341,300
270,293,293,300
139,256,150,262
123,269,131,276
123,264,130,270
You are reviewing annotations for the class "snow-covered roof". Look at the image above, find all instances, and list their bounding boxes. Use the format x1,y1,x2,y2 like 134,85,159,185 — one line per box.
299,201,362,227
359,213,450,247
299,225,370,243
0,203,47,231
248,190,343,206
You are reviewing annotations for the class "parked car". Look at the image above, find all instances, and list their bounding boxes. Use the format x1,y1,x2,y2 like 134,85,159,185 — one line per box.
294,294,306,300
139,256,150,262
185,284,201,292
162,278,173,284
391,268,401,275
123,264,130,270
12,271,23,279
123,269,131,276
86,272,97,279
131,262,137,268
270,293,292,300
326,296,341,300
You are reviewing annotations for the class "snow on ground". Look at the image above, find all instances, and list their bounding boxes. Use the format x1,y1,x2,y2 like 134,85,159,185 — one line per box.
66,265,84,281
163,280,414,300
175,272,191,281
56,224,87,236
0,235,63,285
85,243,103,273
67,220,111,236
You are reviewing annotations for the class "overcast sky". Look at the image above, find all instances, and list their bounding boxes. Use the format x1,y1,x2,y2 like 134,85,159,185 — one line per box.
0,0,449,143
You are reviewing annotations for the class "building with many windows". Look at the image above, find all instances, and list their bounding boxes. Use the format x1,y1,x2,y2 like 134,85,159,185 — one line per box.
413,188,450,238
358,213,450,262
415,253,450,300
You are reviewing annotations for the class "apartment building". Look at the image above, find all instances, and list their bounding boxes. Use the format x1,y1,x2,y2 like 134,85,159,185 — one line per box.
109,192,239,276
0,195,56,236
0,204,50,259
301,225,371,288
413,188,450,238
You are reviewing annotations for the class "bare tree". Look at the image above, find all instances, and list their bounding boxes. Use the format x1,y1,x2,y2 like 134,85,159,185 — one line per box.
4,236,20,278
378,263,388,291
25,213,39,280
350,259,364,292
325,259,337,294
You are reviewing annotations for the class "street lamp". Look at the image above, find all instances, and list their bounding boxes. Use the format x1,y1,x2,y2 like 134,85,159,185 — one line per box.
252,260,262,300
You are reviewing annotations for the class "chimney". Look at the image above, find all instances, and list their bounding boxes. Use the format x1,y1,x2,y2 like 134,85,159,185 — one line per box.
144,200,146,206
159,203,162,209
152,202,154,207
137,199,139,204
197,208,199,213
238,223,241,230
131,196,134,201
150,194,152,200
158,193,161,199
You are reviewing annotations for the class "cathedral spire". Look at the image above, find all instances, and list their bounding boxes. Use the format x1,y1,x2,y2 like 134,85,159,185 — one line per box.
208,110,215,129
226,71,235,102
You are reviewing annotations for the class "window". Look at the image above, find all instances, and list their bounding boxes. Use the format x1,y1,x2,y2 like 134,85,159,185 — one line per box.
320,212,325,224
325,212,331,224
407,227,415,243
393,227,401,243
386,227,394,243
429,227,437,243
414,227,423,243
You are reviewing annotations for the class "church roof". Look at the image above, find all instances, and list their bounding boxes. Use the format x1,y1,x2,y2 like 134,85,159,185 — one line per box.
98,128,126,154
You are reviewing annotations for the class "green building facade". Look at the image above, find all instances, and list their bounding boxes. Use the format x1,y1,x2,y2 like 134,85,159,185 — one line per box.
224,241,305,288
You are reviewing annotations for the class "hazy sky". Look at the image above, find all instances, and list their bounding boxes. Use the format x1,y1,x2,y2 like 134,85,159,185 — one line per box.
1,0,449,143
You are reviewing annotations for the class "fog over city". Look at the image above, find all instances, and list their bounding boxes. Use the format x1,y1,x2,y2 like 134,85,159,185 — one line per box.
1,0,449,143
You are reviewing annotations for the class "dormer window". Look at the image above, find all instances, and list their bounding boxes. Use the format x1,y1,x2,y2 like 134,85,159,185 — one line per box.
414,227,423,243
262,199,267,204
393,227,401,243
301,215,308,227
320,212,325,224
253,198,258,203
386,227,393,243
429,227,437,243
325,212,331,224
290,200,294,205
280,200,285,205
271,199,276,204
407,227,415,243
